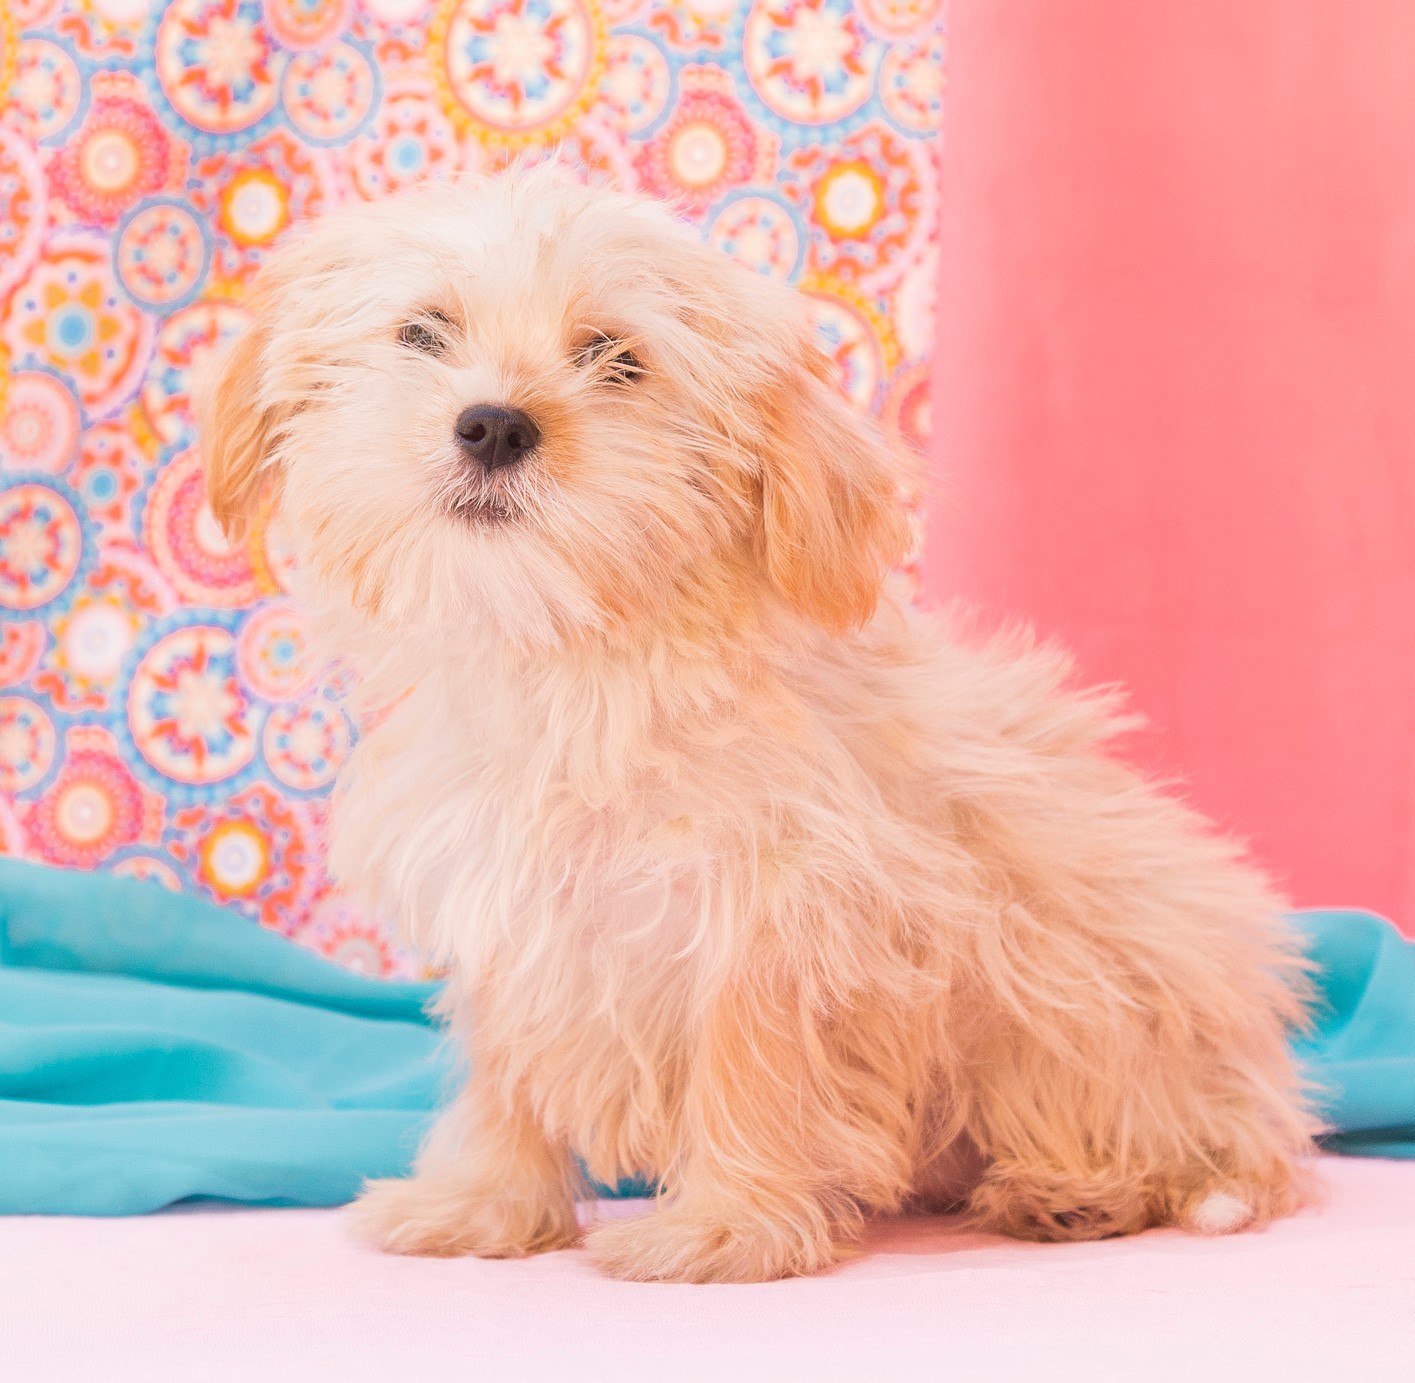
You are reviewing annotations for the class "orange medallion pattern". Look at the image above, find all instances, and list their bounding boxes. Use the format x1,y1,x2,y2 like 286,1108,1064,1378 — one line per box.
0,0,943,975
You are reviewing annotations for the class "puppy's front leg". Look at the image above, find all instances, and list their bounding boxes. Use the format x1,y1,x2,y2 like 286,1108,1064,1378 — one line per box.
351,1055,580,1258
586,973,878,1283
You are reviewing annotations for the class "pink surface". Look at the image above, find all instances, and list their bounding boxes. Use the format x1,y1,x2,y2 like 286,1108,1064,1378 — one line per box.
6,1158,1415,1381
925,2,1415,928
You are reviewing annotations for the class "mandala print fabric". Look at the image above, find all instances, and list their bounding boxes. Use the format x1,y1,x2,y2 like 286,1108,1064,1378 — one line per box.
0,0,944,977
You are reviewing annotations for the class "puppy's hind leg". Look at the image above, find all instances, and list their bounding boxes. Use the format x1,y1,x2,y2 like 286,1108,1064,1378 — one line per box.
961,1019,1313,1242
957,908,1314,1242
968,1106,1310,1244
351,1055,581,1258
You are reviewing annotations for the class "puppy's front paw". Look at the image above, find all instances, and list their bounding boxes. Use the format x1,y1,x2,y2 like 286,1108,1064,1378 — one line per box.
585,1205,839,1283
350,1175,580,1259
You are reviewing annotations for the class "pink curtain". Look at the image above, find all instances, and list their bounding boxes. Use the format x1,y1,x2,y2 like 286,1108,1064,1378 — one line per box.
925,1,1415,927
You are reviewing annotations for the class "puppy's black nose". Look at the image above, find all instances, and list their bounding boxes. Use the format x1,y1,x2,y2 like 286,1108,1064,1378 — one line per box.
455,405,541,470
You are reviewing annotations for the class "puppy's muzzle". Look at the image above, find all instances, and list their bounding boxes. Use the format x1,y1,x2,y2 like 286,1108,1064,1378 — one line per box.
455,405,541,472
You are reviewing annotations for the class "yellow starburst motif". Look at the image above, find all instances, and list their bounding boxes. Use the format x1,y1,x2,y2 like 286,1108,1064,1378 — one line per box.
198,818,271,898
798,271,901,411
813,158,888,241
428,0,608,150
218,168,292,249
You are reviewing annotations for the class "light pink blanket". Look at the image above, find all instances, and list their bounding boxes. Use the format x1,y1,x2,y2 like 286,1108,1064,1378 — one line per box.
6,1156,1413,1381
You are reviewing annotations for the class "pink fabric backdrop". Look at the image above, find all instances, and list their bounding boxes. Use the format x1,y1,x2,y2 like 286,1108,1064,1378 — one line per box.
924,1,1415,928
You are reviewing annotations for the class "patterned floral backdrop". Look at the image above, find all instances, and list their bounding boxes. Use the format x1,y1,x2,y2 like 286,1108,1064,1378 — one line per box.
0,0,944,976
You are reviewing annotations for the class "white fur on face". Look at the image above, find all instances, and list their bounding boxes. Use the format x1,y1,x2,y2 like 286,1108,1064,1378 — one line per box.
236,167,850,659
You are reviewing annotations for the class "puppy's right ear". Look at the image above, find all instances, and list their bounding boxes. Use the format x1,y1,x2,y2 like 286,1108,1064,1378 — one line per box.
196,309,283,544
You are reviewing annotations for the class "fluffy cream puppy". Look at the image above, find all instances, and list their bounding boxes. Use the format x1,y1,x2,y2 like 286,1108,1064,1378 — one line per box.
199,166,1315,1283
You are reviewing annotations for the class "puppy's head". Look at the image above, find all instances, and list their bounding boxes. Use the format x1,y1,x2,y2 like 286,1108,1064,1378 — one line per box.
198,167,911,649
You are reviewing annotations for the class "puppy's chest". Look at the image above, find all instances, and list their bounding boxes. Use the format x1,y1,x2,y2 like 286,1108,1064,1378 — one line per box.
448,777,707,1160
445,748,707,911
474,831,704,1179
486,824,707,995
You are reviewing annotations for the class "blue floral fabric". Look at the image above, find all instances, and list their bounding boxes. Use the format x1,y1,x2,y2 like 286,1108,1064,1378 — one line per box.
0,0,944,973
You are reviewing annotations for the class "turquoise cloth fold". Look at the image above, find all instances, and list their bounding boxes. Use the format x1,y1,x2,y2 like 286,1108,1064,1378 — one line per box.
0,858,448,1215
2,858,1413,1216
1292,907,1415,1159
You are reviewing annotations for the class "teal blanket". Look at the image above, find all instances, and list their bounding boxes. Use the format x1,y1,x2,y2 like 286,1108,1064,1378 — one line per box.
1,858,1412,1215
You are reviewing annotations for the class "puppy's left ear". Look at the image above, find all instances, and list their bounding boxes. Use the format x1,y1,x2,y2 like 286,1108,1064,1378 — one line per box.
196,315,283,543
755,343,913,634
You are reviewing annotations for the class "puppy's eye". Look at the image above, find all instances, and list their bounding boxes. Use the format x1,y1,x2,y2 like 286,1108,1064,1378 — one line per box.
398,312,454,356
577,333,643,385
